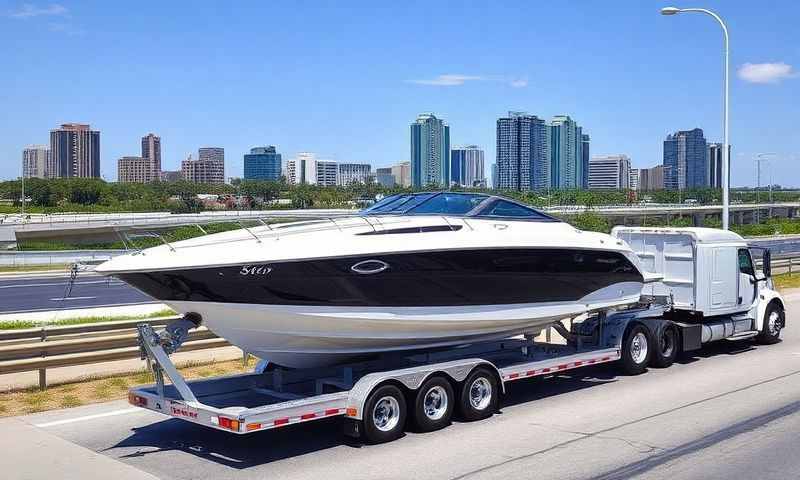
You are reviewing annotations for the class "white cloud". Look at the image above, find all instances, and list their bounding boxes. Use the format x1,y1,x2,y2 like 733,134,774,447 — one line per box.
408,74,484,86
8,3,67,18
408,74,528,88
738,62,796,84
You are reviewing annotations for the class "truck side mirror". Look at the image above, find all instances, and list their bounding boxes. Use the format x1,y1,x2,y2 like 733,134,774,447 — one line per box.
763,248,772,278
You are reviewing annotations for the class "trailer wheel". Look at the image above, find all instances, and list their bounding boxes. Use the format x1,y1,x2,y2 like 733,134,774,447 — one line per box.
362,384,407,444
458,367,498,421
757,302,784,345
651,324,679,368
620,324,651,375
412,376,454,432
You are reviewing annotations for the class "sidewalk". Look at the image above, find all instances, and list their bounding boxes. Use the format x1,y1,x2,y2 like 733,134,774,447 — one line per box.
0,345,243,391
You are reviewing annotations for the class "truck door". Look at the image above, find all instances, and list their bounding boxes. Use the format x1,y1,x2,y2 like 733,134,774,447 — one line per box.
737,248,757,307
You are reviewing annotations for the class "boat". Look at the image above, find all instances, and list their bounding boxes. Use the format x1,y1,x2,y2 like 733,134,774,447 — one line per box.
95,192,646,368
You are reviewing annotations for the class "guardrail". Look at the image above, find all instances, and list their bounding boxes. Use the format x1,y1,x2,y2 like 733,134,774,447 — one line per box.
0,316,230,389
0,249,125,266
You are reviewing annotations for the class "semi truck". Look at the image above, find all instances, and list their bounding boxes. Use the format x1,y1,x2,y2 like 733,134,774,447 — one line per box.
128,227,786,444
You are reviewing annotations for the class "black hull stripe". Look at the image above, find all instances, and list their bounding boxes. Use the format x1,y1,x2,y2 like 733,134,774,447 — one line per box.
117,248,643,308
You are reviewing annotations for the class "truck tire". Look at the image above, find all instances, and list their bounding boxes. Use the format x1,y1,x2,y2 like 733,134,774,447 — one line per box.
362,384,407,444
458,367,498,421
412,376,454,432
757,302,784,345
650,324,679,368
619,324,651,375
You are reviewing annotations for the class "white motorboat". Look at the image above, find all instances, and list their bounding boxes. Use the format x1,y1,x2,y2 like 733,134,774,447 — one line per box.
96,192,645,367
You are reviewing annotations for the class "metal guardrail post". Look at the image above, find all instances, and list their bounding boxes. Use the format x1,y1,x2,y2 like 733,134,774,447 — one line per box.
39,327,47,390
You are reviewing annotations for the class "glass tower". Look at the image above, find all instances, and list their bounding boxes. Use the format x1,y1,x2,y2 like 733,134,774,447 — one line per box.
410,113,450,188
243,146,282,181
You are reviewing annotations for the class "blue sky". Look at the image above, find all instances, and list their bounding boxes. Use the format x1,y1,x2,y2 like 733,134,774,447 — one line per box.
1,1,797,186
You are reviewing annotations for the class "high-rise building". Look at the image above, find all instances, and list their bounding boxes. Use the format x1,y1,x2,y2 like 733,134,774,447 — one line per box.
316,161,338,186
118,156,153,183
496,112,549,191
375,167,395,187
286,153,337,185
492,163,498,189
22,145,53,179
639,165,665,191
550,115,587,190
663,128,707,190
451,145,485,187
581,134,590,189
707,143,729,189
50,123,100,178
243,146,282,181
629,169,639,191
410,113,450,187
141,133,161,179
338,163,371,186
286,152,315,185
588,155,631,190
181,148,225,184
391,162,411,187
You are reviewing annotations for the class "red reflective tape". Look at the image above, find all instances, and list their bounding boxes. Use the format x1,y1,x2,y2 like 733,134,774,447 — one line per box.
541,368,551,373
558,364,568,370
601,357,611,361
301,413,316,420
324,409,340,416
574,361,583,367
509,373,520,379
526,370,536,376
274,418,289,426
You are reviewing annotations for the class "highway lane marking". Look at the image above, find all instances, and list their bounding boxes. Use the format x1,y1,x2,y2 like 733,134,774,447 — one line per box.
49,296,98,301
0,280,125,289
33,407,142,428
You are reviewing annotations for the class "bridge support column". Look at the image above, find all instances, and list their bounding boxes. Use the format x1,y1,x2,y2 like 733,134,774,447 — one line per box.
692,213,704,227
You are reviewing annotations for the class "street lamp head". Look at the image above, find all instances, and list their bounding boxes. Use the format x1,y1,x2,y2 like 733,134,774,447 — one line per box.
661,7,681,15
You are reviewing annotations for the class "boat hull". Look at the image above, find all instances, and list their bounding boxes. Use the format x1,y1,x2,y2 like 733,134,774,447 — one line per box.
167,281,642,367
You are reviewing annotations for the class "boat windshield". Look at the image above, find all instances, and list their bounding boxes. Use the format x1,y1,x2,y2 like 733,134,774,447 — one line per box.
361,192,559,221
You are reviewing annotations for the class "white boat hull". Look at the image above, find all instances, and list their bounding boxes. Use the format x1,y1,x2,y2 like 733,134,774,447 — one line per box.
167,281,642,367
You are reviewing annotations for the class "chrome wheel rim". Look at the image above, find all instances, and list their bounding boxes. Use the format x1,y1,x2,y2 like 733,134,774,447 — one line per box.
631,332,648,364
373,396,400,432
768,311,781,336
423,385,448,420
469,377,492,410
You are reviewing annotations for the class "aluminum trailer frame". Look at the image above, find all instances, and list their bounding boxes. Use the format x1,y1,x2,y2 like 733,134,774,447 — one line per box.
129,308,658,435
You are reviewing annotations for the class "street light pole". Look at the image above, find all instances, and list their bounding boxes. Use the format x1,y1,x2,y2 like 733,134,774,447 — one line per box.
661,6,730,230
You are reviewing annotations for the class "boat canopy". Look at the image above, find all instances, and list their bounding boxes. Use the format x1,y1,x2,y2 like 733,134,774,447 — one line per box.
361,192,560,222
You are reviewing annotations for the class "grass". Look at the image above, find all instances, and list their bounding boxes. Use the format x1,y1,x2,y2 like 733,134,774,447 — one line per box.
0,356,255,417
774,272,800,290
0,308,176,330
0,264,72,273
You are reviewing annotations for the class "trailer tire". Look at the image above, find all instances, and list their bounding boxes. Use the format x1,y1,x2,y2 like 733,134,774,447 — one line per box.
757,302,784,345
458,367,498,421
620,324,651,375
362,384,407,444
651,324,679,368
412,376,454,432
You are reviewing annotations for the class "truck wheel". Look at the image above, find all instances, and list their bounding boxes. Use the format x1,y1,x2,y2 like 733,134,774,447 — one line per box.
757,303,784,345
412,376,454,432
363,384,407,444
458,367,498,421
619,324,651,375
651,324,679,368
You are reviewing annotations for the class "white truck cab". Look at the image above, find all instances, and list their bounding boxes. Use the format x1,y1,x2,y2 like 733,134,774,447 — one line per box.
612,226,785,344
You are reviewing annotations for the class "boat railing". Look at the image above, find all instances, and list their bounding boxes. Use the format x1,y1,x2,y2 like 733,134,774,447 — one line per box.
115,214,462,254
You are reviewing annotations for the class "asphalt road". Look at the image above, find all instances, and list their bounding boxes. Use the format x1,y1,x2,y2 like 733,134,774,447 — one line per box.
3,290,798,479
0,272,154,314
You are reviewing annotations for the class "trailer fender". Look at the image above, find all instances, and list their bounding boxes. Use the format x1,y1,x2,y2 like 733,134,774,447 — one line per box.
345,359,500,420
755,289,785,332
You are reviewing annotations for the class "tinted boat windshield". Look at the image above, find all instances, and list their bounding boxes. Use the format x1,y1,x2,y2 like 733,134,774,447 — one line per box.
361,192,559,222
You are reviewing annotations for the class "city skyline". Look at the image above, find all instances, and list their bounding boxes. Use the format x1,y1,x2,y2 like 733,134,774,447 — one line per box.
1,2,797,186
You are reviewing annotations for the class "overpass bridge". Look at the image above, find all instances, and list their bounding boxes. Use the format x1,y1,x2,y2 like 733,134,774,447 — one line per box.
1,202,797,245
